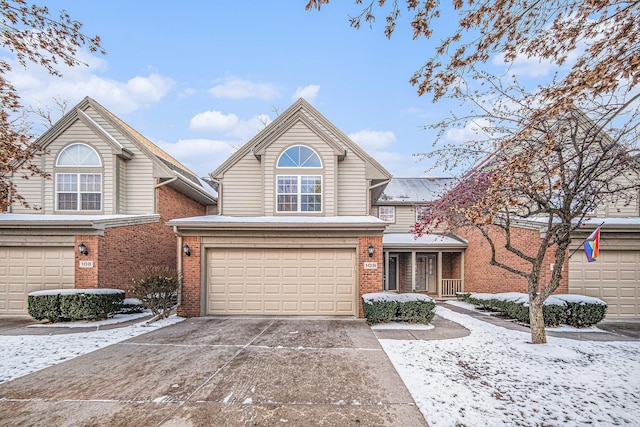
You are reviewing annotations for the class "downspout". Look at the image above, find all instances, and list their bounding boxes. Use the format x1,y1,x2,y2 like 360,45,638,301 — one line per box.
175,229,183,307
209,177,222,215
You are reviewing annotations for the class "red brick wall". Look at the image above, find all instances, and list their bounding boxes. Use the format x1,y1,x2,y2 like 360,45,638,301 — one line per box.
74,185,206,292
358,235,384,317
178,235,201,317
74,235,99,289
459,225,568,294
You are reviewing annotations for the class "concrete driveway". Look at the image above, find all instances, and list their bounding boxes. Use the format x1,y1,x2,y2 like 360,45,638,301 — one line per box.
0,317,427,426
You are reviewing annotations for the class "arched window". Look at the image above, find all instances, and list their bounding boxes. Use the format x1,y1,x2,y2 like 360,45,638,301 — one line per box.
56,143,101,166
277,145,321,168
276,145,322,213
55,143,102,211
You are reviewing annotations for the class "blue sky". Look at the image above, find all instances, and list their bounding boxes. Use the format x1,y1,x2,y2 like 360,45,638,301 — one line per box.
5,1,553,178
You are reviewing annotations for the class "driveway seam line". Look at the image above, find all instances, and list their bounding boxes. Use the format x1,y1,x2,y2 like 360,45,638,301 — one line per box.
155,319,276,426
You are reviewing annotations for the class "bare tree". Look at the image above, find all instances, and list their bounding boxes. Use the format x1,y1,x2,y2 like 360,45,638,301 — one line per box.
1,0,104,210
415,76,640,343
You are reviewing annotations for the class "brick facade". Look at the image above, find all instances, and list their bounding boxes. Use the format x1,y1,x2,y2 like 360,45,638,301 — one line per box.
177,235,202,317
357,235,384,317
73,185,206,292
459,225,569,294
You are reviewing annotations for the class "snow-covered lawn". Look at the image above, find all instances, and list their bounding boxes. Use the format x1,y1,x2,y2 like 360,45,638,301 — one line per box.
0,315,183,384
380,305,640,426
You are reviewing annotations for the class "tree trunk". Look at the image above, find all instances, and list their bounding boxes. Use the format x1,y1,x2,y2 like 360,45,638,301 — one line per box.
529,300,547,344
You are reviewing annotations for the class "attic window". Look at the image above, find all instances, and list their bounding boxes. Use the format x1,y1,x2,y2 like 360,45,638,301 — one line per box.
277,145,321,168
56,143,101,166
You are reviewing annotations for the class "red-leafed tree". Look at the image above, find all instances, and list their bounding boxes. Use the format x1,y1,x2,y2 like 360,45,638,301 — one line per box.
1,0,104,211
307,0,640,343
414,76,639,344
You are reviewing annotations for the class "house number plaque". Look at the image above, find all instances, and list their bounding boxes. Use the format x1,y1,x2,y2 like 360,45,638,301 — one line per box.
363,262,377,269
79,260,94,268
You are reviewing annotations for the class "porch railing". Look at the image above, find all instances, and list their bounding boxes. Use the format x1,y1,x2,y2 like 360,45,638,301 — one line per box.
441,279,463,297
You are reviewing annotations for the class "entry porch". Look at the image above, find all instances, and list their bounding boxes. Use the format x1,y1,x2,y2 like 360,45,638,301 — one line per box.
382,233,467,298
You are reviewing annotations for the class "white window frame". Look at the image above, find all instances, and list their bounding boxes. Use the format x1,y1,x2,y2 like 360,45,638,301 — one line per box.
276,175,323,213
416,206,430,222
379,206,395,223
55,173,102,211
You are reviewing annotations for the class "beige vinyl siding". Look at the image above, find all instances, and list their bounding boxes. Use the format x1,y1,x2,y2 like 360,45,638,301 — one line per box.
83,107,154,214
263,121,337,216
220,153,263,216
9,159,45,213
593,187,639,217
116,158,127,213
373,205,417,233
38,120,114,214
337,153,367,215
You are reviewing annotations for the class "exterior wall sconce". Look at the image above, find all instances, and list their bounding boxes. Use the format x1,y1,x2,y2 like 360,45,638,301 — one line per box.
78,243,89,256
183,244,191,257
368,244,374,258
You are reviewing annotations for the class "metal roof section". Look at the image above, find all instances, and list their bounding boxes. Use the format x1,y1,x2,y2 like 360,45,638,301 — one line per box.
383,232,468,249
377,177,456,204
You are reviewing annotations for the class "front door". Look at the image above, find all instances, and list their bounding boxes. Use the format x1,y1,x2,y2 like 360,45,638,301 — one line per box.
417,254,437,293
385,255,398,291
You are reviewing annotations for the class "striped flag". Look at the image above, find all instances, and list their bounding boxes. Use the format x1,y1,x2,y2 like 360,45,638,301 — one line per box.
584,227,601,262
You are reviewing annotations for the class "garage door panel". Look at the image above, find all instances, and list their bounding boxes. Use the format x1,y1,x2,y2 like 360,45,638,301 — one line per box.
1,246,74,316
569,250,640,319
207,248,355,316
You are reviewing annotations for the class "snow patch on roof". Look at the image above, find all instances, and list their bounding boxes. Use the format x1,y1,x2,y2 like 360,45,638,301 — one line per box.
383,233,466,247
169,215,386,224
378,178,455,203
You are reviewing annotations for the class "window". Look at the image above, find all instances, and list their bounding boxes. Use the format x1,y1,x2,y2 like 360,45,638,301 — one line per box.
56,143,101,167
277,175,322,212
55,143,102,211
416,206,430,222
56,173,102,211
379,206,395,222
277,145,321,168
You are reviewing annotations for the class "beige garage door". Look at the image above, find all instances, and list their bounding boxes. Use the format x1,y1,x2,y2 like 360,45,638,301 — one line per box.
0,247,75,316
207,248,356,315
569,250,640,319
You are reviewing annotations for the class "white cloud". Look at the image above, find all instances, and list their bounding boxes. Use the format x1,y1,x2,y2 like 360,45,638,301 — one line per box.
5,49,174,114
189,110,239,132
292,84,320,103
348,129,397,150
208,77,279,100
444,118,493,143
177,88,196,99
156,138,238,177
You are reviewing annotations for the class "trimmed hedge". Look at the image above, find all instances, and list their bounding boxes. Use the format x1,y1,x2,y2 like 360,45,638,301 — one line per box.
362,293,436,324
28,289,125,322
459,292,607,327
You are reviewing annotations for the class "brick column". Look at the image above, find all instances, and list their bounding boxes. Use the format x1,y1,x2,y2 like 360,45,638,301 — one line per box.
74,235,99,289
178,236,202,317
357,235,383,317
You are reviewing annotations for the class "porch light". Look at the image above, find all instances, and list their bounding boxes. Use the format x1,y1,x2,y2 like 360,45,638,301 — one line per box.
78,243,88,256
368,244,374,258
183,244,191,257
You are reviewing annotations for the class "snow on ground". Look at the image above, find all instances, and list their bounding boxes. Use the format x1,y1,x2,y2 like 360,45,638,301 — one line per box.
380,305,640,427
0,316,183,384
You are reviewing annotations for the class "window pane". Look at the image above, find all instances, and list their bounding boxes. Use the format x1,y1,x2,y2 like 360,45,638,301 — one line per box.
277,176,297,193
57,193,77,210
277,146,321,168
80,174,101,192
56,174,77,192
379,206,395,222
301,195,321,212
300,176,321,193
277,195,297,211
57,144,101,166
81,193,101,210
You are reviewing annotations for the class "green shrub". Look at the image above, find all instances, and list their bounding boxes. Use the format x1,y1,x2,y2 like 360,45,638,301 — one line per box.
557,296,608,327
362,293,436,325
129,265,179,319
456,292,471,302
463,292,606,327
398,299,436,323
28,289,125,322
28,293,62,322
119,298,146,314
59,291,125,321
362,298,398,324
